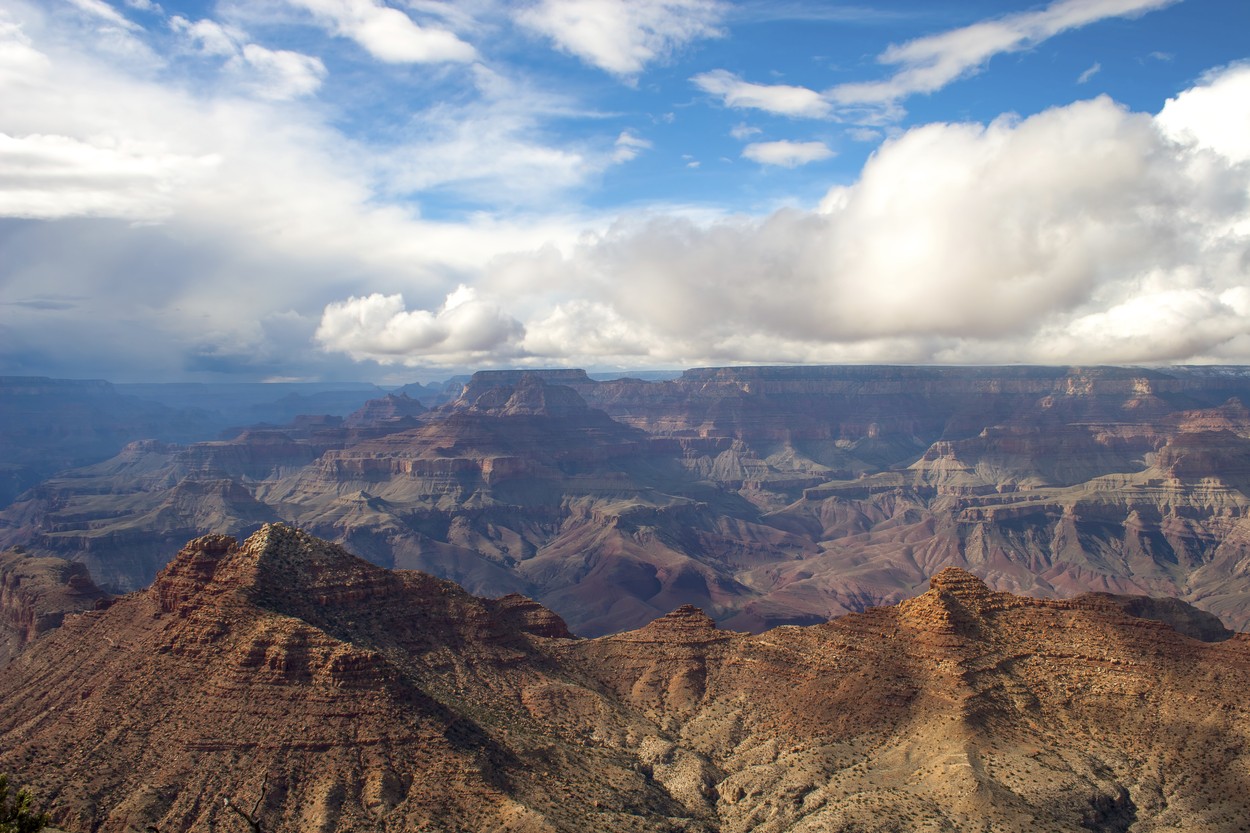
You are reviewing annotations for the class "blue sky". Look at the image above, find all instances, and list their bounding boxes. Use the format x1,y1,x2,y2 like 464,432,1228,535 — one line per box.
0,0,1248,381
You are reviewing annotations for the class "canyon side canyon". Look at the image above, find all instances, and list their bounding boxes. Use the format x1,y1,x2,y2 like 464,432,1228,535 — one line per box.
5,365,1250,638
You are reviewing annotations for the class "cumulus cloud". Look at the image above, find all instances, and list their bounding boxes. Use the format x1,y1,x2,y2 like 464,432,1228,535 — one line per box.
612,129,652,163
283,0,476,63
522,300,654,360
0,4,596,379
741,140,834,167
830,0,1179,106
4,0,1250,380
692,70,830,118
315,286,526,366
383,64,1248,370
171,16,327,100
1156,61,1250,163
518,0,725,78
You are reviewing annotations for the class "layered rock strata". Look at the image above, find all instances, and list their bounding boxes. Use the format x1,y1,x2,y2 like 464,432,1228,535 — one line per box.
1,528,1249,832
6,367,1250,635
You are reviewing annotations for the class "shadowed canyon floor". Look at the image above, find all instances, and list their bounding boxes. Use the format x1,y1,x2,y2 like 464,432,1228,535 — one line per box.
1,525,1248,832
6,365,1250,635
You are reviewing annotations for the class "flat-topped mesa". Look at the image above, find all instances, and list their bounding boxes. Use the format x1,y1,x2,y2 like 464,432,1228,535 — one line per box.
454,369,594,408
453,372,594,418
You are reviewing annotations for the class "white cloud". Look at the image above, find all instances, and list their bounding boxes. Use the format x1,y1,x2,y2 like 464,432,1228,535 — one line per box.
693,69,830,118
171,15,326,100
1049,287,1246,363
418,66,1249,369
283,0,476,63
1156,61,1250,163
171,16,240,57
613,129,652,163
4,0,1250,379
0,18,50,84
0,132,220,219
65,0,139,30
378,65,607,204
519,0,725,78
830,0,1180,106
1077,61,1101,84
742,140,834,167
845,127,883,142
521,300,653,359
0,5,597,378
60,0,161,67
695,0,1172,124
238,44,327,100
315,287,526,365
729,122,761,140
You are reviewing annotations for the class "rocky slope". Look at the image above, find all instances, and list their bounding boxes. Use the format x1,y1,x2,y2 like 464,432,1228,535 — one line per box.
1,526,1249,832
0,547,109,664
6,366,1250,635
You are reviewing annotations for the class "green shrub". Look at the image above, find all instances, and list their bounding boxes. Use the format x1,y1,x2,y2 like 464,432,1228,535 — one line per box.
0,774,49,833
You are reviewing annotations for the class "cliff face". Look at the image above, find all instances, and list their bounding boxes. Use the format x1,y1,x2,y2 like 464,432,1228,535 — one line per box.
7,366,1250,635
0,548,109,664
2,528,1250,832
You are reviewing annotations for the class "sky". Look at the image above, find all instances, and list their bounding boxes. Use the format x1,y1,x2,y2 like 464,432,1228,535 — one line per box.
0,0,1248,382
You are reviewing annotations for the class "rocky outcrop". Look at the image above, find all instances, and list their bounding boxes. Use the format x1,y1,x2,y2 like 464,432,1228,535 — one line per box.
0,547,109,664
1077,591,1234,642
4,531,1250,832
343,392,427,430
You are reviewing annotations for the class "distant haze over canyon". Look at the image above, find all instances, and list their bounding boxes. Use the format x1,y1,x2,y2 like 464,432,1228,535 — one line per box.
5,364,1250,638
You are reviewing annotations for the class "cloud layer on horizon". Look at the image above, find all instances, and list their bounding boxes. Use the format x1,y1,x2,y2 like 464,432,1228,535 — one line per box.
0,0,1248,380
316,62,1250,370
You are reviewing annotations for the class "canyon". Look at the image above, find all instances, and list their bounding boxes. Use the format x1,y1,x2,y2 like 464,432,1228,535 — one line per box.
4,365,1250,636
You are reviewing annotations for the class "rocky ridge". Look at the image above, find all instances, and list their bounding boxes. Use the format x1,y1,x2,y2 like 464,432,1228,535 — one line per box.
2,527,1250,832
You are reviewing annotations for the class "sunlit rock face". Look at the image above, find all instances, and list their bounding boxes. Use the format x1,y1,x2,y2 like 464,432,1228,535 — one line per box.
6,365,1250,635
3,527,1250,833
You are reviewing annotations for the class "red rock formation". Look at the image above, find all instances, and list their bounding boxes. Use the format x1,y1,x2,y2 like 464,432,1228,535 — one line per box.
0,547,109,664
8,366,1250,636
7,529,1250,831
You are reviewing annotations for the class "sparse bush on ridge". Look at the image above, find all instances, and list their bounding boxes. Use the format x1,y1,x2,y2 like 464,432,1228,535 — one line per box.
0,774,49,833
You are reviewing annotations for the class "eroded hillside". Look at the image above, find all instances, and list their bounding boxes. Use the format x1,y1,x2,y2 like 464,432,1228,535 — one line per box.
1,525,1248,832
